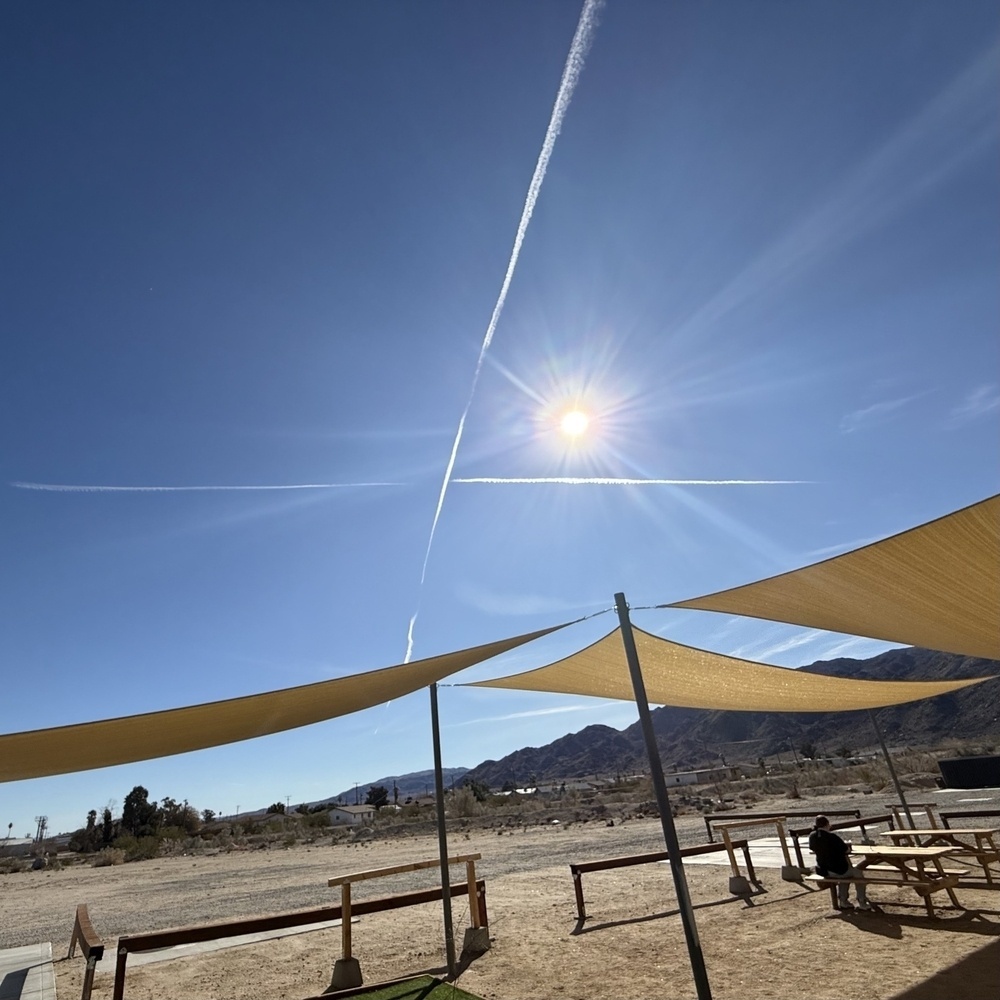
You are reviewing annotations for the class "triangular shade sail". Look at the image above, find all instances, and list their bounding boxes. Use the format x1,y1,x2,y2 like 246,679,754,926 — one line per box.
667,495,1000,660
467,626,990,712
0,623,568,783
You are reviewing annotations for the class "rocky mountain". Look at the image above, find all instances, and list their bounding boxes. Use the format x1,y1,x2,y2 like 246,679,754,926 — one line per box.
463,647,1000,787
329,767,469,804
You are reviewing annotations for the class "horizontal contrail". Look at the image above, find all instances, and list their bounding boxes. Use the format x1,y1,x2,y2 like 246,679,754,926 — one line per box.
11,481,402,492
453,477,808,485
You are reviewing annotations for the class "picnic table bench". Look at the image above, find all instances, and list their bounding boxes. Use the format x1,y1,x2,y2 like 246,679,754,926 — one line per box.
807,845,967,917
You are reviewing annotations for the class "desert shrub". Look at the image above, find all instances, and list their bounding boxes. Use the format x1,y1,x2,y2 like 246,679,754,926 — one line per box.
93,848,126,867
115,834,161,861
0,857,27,874
449,788,480,818
282,834,298,847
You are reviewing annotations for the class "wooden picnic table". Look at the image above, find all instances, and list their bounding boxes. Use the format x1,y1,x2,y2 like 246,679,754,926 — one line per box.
851,845,965,917
880,827,999,884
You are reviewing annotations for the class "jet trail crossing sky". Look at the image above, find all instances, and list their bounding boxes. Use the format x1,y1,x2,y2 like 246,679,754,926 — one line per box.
404,0,604,662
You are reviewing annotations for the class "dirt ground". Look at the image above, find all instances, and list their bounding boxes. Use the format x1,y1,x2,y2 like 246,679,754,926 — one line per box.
4,792,999,1000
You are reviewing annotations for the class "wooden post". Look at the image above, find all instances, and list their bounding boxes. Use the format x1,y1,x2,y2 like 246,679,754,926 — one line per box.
776,820,792,867
466,860,480,928
341,883,352,960
720,828,740,877
572,869,586,920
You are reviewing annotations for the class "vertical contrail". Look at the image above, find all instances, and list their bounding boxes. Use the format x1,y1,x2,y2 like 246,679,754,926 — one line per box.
405,0,604,661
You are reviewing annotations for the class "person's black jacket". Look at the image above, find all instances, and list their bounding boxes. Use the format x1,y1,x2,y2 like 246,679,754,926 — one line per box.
808,827,851,876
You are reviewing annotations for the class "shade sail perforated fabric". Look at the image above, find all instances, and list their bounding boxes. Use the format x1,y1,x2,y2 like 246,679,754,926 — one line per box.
667,495,1000,659
468,626,990,711
0,624,568,783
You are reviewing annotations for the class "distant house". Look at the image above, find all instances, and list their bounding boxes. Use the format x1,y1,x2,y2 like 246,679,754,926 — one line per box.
0,837,35,858
328,805,376,826
665,767,737,787
403,795,436,808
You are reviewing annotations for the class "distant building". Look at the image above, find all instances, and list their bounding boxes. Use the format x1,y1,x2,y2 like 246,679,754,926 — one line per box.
0,838,35,858
328,805,376,826
665,767,738,787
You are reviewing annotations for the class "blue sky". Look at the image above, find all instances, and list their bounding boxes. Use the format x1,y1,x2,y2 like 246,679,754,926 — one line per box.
2,1,998,837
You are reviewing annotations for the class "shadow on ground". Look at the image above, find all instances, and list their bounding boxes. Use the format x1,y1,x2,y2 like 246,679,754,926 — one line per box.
886,937,1000,1000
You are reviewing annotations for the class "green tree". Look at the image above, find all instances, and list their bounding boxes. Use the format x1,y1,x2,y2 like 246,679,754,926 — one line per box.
101,807,115,845
365,785,389,809
122,786,159,837
201,809,216,823
799,741,819,760
266,802,286,814
465,779,491,803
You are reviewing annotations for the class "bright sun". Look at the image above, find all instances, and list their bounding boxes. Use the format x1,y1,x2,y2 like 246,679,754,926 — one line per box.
560,409,590,437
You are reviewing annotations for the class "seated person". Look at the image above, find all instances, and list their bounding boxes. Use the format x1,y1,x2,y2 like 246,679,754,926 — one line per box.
808,814,871,910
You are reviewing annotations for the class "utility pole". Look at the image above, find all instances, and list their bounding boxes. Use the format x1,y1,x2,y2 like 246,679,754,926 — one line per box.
354,783,360,806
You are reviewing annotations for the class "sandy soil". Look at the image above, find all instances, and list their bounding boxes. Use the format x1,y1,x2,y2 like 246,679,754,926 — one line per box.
5,793,999,1000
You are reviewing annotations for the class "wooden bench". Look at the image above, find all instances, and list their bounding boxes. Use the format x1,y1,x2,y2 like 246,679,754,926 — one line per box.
864,863,969,877
67,903,105,1000
804,872,960,916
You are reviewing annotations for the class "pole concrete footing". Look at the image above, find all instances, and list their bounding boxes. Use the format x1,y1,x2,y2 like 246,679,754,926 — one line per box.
729,874,752,896
781,865,804,882
462,927,491,956
327,957,363,992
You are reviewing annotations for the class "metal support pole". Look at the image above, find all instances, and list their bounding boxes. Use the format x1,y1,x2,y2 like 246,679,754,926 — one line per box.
430,682,457,976
615,593,713,1000
868,709,915,829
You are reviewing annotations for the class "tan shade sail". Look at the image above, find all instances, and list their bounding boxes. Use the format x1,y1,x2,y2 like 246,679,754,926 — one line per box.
468,626,990,712
0,624,568,783
665,494,1000,660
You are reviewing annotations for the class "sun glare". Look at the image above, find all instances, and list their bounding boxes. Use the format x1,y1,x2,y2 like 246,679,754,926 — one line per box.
560,409,590,437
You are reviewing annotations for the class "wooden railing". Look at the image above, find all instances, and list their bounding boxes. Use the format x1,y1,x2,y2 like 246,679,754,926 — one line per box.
703,809,861,842
569,839,759,921
112,880,487,1000
67,903,105,1000
326,853,485,966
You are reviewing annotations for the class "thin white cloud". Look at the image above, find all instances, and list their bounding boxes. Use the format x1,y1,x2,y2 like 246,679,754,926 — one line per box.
404,0,604,662
804,534,885,558
456,582,608,617
728,629,826,661
11,481,402,492
948,384,1000,426
448,701,619,727
669,38,1000,346
454,477,807,485
839,395,920,434
814,636,901,660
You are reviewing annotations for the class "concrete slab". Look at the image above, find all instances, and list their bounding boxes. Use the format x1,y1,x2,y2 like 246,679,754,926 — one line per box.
681,829,872,871
0,943,55,1000
92,917,355,974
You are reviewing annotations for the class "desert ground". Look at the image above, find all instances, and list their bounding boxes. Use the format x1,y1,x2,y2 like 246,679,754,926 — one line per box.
4,790,999,1000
